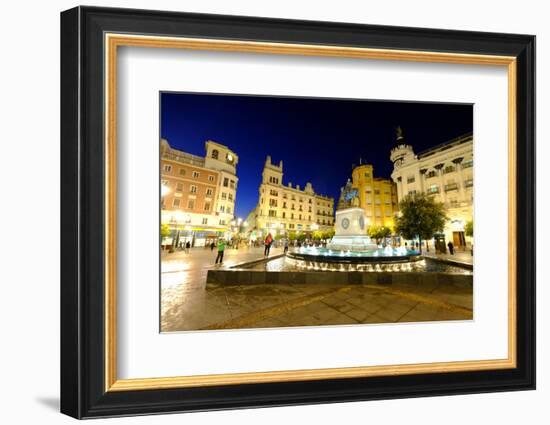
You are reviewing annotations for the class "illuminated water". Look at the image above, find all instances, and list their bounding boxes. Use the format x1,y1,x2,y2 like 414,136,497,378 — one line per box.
294,245,418,258
247,256,472,274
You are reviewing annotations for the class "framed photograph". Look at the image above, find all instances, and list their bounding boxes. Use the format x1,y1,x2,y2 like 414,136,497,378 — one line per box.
60,6,535,419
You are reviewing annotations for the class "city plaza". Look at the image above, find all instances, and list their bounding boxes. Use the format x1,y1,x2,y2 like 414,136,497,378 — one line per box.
160,129,474,331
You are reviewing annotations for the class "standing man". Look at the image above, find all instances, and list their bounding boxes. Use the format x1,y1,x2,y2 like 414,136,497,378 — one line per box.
215,239,226,264
447,241,455,255
264,233,273,257
284,238,289,254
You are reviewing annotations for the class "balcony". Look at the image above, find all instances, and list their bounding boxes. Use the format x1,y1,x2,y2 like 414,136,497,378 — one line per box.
444,183,459,192
426,186,439,194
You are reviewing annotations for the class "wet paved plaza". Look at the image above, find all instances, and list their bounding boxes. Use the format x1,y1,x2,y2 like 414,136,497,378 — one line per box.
161,247,473,332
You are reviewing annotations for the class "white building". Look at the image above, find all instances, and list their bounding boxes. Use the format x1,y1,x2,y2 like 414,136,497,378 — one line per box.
250,155,334,237
390,129,473,251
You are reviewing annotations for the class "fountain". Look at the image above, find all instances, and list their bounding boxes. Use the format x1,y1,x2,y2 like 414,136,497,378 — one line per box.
287,179,420,270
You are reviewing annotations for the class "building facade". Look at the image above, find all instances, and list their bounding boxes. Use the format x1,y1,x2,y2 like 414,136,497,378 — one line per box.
389,129,473,250
347,163,399,229
160,139,239,247
250,156,335,237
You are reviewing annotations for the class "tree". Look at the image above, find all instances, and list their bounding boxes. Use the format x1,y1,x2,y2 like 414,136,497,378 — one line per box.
288,231,297,241
465,219,474,237
367,225,392,246
322,229,335,240
395,193,448,253
312,230,324,241
160,223,171,247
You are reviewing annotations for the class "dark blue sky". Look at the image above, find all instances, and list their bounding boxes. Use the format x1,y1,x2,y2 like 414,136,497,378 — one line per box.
161,92,472,218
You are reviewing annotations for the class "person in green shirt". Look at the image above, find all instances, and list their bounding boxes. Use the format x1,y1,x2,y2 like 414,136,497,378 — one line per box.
215,239,226,264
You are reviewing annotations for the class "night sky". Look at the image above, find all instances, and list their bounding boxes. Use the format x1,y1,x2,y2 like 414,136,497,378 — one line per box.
161,92,473,218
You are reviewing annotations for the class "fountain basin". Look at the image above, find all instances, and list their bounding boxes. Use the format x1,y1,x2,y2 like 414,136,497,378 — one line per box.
288,246,420,264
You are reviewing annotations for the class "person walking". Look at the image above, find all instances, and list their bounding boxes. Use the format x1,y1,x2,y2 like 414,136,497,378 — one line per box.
210,241,215,251
185,241,191,254
264,233,273,257
215,239,226,264
447,241,455,255
284,239,289,254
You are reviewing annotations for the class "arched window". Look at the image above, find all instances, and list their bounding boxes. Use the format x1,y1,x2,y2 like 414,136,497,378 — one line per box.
212,149,219,159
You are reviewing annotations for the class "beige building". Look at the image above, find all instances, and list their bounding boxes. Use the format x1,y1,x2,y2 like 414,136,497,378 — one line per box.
389,129,473,250
346,163,398,229
250,156,335,237
160,139,238,246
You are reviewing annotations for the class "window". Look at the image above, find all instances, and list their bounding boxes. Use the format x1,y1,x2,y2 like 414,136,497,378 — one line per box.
202,218,208,225
187,199,195,209
212,149,219,159
179,168,186,176
299,214,302,220
291,213,294,219
219,219,226,225
221,192,227,200
208,175,215,182
309,199,312,204
374,189,380,195
175,182,183,192
443,165,456,174
223,177,229,187
226,206,231,214
385,208,392,217
282,212,286,218
427,185,439,194
230,180,236,189
270,189,278,196
463,159,474,169
206,188,213,196
427,170,437,178
172,198,181,207
407,176,415,183
268,210,277,217
219,205,225,213
364,172,370,178
190,185,197,193
375,208,381,217
204,202,210,211
444,183,459,192
408,190,417,196
228,193,233,201
308,215,311,221
269,199,278,207
291,204,295,210
192,171,200,178
163,164,172,172
283,202,287,208
464,179,474,188
161,180,169,186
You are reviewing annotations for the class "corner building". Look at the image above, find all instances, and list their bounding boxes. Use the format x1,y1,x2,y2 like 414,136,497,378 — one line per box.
252,156,334,237
160,139,238,246
389,130,473,250
349,163,399,228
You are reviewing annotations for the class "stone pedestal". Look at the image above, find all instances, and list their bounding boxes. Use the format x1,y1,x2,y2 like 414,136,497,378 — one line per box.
328,207,378,251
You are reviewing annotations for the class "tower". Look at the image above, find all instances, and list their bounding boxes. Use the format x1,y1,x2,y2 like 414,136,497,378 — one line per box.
389,126,415,169
262,155,283,186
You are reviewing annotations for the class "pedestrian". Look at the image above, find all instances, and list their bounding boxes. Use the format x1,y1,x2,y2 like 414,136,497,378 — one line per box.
447,241,454,255
215,239,226,264
185,241,191,254
210,241,215,251
284,239,289,254
264,233,273,257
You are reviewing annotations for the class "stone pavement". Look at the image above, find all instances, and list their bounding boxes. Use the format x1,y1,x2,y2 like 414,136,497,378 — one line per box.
422,250,473,265
161,247,473,332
